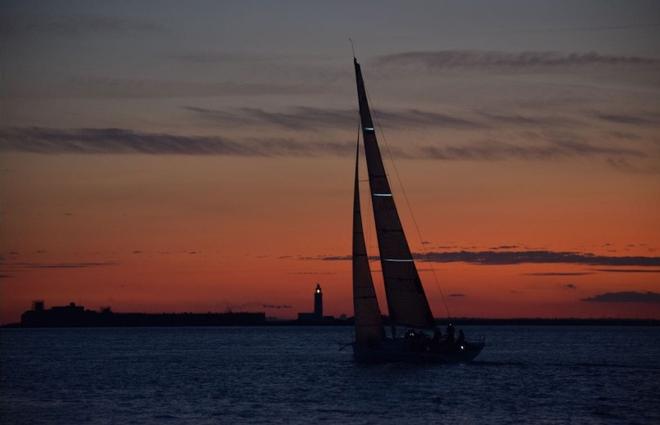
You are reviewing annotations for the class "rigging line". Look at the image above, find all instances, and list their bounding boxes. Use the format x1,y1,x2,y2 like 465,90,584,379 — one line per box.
378,125,452,321
362,82,452,321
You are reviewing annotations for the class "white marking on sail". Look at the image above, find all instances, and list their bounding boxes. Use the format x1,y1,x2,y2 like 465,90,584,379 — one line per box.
364,127,374,131
372,193,392,197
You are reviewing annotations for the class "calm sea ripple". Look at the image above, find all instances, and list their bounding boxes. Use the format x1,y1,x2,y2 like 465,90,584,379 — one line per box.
1,326,659,424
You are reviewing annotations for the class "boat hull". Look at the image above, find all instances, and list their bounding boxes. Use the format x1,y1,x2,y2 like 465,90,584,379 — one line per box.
353,338,484,364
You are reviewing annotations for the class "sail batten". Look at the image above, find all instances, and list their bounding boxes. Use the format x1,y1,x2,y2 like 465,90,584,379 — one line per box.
353,58,435,329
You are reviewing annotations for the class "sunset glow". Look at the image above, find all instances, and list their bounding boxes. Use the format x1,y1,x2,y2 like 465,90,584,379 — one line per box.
2,1,659,323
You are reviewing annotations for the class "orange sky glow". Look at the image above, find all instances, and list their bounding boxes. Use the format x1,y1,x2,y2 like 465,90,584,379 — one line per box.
2,2,660,323
2,153,659,323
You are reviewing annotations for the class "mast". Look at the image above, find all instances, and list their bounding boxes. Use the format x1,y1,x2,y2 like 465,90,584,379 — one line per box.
352,131,384,346
353,57,435,329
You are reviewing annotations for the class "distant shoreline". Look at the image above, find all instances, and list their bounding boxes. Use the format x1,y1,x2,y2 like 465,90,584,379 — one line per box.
3,317,659,328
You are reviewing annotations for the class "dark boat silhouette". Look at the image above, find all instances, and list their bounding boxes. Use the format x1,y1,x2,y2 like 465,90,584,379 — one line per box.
350,55,484,363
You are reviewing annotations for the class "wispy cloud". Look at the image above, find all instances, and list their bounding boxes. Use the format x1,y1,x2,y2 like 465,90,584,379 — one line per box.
375,50,660,72
0,15,164,38
581,291,660,303
524,272,593,276
416,250,660,266
184,106,353,130
594,112,660,126
312,250,660,267
4,77,319,99
478,111,576,127
5,261,118,270
224,301,292,311
0,126,649,167
184,106,485,131
419,137,643,161
262,304,292,309
595,268,660,273
497,23,660,34
0,127,353,157
564,284,577,289
174,52,268,64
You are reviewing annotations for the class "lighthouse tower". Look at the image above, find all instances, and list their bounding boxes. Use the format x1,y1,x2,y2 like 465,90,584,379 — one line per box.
314,283,323,318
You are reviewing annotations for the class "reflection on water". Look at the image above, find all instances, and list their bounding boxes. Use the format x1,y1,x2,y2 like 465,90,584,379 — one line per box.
1,326,659,424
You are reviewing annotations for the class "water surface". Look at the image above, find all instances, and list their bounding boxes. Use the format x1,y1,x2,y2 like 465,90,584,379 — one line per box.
2,326,659,424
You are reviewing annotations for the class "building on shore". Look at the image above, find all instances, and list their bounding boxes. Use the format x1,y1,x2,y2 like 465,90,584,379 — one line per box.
20,301,266,327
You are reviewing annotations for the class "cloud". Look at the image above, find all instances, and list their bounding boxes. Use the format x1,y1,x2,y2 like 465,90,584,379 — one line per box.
415,250,660,266
5,261,118,270
498,23,660,34
184,106,485,131
224,301,292,311
525,272,593,276
563,284,577,289
0,15,164,38
312,250,660,267
605,157,660,174
184,106,353,130
174,52,267,64
595,268,660,273
594,112,660,126
262,304,292,309
374,50,660,72
4,76,319,99
479,112,576,127
581,291,660,303
375,109,486,130
448,293,466,297
1,126,648,167
419,137,643,161
0,127,354,157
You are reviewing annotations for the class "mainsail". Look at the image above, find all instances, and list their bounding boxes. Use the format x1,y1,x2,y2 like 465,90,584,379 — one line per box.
352,138,384,346
353,58,435,329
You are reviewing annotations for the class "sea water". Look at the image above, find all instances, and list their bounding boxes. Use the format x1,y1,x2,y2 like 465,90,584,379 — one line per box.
1,326,659,424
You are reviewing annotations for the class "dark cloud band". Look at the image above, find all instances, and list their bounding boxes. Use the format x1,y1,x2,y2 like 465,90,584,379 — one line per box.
313,250,660,267
0,127,646,163
184,106,485,131
582,291,660,303
375,50,660,72
0,127,353,157
4,261,118,270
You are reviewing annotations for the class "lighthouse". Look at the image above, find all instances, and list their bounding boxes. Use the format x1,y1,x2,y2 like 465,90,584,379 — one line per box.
297,283,330,322
314,283,323,318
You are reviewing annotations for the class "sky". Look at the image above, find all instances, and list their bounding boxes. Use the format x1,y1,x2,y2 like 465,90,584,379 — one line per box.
1,0,660,323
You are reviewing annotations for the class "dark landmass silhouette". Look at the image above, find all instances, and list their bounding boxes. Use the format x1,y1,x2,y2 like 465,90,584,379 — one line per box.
4,302,657,328
17,302,267,327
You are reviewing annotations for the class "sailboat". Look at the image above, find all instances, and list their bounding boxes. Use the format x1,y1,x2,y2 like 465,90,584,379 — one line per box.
351,56,484,363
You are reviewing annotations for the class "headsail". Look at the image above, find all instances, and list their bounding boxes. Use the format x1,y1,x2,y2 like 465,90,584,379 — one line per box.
352,134,384,346
353,58,435,329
